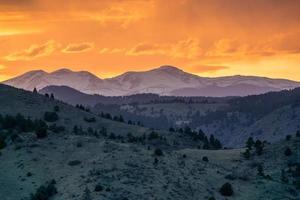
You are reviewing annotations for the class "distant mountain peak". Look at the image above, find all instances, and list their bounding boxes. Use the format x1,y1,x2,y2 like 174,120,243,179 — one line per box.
25,69,47,75
155,65,183,72
51,68,74,74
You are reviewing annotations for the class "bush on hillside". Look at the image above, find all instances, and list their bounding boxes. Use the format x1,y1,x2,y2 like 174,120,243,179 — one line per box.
154,148,163,156
34,120,48,139
44,112,59,122
30,180,57,200
202,156,209,162
148,131,160,140
243,148,251,159
0,137,6,149
284,147,292,156
219,182,234,196
94,184,103,192
255,140,263,155
49,124,65,133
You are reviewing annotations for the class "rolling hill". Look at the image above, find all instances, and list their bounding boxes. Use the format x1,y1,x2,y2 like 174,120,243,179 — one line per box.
38,84,300,147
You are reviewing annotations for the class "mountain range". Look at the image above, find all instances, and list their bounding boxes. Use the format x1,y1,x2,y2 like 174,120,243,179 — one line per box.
3,65,300,97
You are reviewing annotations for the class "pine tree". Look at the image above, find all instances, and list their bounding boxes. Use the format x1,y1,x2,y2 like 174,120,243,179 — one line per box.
246,137,254,150
33,87,38,94
243,148,251,159
255,140,263,155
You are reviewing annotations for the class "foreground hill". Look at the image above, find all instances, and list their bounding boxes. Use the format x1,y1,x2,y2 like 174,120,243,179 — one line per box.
0,126,299,199
3,66,300,96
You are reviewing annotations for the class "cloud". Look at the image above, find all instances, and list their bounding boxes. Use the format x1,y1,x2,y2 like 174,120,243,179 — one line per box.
170,38,202,59
62,42,93,53
126,43,166,56
5,40,59,61
126,38,203,59
206,38,279,58
78,4,147,28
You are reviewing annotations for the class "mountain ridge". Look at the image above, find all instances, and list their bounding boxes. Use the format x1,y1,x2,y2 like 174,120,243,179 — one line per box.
3,65,300,97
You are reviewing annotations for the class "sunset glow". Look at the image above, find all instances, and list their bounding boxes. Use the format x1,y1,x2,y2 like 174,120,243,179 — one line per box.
1,0,300,81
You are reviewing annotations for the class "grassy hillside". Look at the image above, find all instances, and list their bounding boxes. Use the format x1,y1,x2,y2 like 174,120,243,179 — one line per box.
0,84,148,136
0,127,299,199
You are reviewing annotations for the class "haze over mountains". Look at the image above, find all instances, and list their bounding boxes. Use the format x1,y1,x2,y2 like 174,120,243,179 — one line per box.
3,66,300,97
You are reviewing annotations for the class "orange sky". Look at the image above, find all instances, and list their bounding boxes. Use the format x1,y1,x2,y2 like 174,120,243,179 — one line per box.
1,0,300,81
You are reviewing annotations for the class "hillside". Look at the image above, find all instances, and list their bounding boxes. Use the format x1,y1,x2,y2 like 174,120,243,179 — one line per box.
4,66,300,97
0,125,299,200
0,84,217,150
37,85,300,147
0,84,147,136
39,85,229,107
93,88,300,147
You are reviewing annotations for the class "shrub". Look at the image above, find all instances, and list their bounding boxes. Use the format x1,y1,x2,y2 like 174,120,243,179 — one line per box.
255,140,263,155
286,135,292,141
202,156,209,162
0,137,6,149
44,112,59,122
148,131,160,140
284,147,292,156
35,127,47,139
296,130,300,137
219,182,234,196
109,133,116,140
30,180,57,200
153,157,159,165
76,141,82,148
154,148,163,156
94,184,103,192
49,124,65,133
243,149,251,159
68,160,81,166
246,137,254,150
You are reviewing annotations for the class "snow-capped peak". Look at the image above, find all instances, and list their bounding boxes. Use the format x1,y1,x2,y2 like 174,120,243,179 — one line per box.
3,66,300,97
